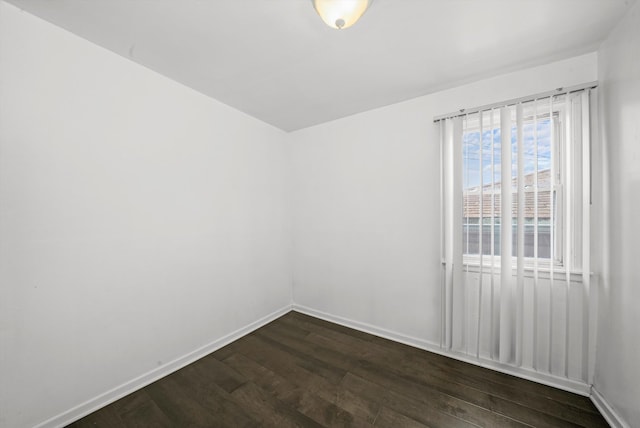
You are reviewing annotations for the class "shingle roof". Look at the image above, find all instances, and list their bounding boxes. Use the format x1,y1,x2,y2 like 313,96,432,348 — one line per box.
463,169,552,218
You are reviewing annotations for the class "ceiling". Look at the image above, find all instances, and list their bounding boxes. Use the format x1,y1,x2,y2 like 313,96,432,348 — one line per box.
6,0,635,131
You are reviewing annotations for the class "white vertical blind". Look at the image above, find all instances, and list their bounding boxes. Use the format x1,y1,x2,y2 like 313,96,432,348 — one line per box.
489,108,496,360
581,90,592,383
438,87,593,383
516,103,525,367
548,94,555,374
442,119,454,350
499,107,513,364
442,117,463,350
532,98,540,371
440,121,446,349
475,111,485,359
563,94,572,376
452,118,464,351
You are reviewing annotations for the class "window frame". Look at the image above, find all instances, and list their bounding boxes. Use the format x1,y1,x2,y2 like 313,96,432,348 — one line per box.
460,106,574,272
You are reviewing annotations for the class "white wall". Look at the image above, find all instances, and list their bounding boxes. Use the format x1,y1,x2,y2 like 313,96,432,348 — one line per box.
595,1,640,426
0,2,291,427
0,1,622,424
290,53,598,347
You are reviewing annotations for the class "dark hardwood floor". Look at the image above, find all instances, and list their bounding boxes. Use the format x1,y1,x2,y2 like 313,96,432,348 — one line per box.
68,311,608,427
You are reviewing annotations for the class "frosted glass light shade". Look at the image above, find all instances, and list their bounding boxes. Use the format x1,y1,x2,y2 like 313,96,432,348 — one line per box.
312,0,372,30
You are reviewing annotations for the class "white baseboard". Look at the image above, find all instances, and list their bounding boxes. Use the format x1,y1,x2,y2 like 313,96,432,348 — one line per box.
292,303,442,351
591,387,629,428
34,304,292,428
292,304,591,397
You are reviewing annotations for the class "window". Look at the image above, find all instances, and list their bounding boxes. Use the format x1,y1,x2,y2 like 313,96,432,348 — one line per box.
439,86,593,368
458,93,588,270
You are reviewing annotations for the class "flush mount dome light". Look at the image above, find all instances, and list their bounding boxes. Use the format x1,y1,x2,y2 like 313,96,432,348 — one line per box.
312,0,372,30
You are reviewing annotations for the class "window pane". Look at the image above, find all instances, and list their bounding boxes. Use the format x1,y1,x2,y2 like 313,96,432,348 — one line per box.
462,108,558,260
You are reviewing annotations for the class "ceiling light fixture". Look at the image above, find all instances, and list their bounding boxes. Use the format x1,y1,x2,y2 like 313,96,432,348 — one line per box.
312,0,372,30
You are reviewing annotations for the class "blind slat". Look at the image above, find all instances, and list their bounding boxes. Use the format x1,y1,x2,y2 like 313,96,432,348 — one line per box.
546,95,555,373
476,111,485,359
581,90,591,383
564,94,573,377
516,103,525,367
499,107,513,364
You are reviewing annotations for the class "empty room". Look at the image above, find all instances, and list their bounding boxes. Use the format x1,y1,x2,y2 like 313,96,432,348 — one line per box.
1,0,639,427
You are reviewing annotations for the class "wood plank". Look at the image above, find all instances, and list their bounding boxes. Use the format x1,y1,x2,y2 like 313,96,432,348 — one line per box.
373,406,430,428
67,404,125,428
257,323,355,374
230,334,343,403
223,352,373,427
285,311,597,414
188,352,247,393
144,376,224,427
231,381,324,428
272,319,573,427
341,372,484,428
284,326,526,427
367,331,598,414
284,312,602,424
351,360,579,428
66,311,608,428
169,360,260,427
